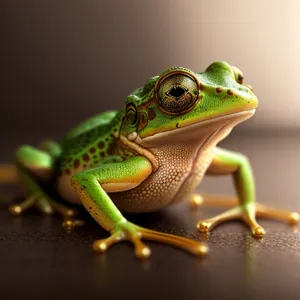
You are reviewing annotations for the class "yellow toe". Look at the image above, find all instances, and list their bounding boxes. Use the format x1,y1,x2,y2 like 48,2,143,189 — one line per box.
197,221,211,233
93,241,107,252
135,246,151,259
9,205,22,215
62,219,75,230
289,212,300,225
252,226,265,238
195,243,209,256
190,195,203,208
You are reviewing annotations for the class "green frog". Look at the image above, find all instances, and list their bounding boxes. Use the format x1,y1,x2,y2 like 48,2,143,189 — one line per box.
1,61,298,259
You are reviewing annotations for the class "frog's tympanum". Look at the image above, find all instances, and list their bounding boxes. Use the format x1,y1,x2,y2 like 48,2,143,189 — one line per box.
1,62,299,258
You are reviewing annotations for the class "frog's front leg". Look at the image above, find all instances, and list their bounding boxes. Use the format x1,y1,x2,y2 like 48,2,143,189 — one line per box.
195,147,299,237
71,156,208,259
9,143,81,227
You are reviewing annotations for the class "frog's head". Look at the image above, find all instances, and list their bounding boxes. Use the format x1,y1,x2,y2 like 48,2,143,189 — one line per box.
121,61,258,145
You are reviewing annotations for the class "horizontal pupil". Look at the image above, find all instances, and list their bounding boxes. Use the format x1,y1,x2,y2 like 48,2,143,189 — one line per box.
168,86,186,98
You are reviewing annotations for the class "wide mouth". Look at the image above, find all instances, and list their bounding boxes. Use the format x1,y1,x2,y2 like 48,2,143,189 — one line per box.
137,109,255,144
173,108,255,130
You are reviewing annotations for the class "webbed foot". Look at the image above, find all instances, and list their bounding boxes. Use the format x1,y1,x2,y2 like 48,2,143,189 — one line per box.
9,194,83,229
192,193,299,237
93,221,208,259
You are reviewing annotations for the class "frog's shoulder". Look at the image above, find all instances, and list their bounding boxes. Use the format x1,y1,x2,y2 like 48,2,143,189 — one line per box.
62,111,118,145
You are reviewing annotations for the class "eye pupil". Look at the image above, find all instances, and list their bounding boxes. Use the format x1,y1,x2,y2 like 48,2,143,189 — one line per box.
168,86,186,98
157,73,199,114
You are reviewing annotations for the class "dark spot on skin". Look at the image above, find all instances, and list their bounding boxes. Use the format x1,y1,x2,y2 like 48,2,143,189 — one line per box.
148,108,156,121
83,185,86,189
248,101,250,103
227,90,234,96
98,142,105,149
113,128,118,132
89,147,96,154
107,148,114,155
105,138,109,142
138,111,148,131
93,155,98,159
100,152,105,158
83,164,87,168
73,159,80,169
216,88,222,93
64,169,71,175
89,207,92,209
83,154,90,162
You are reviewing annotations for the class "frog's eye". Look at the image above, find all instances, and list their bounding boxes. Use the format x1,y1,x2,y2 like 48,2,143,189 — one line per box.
126,103,138,125
232,66,244,84
155,73,199,114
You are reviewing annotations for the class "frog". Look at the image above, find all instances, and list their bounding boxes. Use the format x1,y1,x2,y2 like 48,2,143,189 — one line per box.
1,61,299,259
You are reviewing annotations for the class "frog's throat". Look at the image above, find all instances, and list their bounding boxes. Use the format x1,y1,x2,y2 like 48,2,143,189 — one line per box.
135,109,255,148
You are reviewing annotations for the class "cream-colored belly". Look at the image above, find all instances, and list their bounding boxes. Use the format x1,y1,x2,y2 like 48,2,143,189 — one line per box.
110,144,215,213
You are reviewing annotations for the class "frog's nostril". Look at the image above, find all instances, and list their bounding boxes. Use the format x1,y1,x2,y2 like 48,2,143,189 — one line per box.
237,74,244,83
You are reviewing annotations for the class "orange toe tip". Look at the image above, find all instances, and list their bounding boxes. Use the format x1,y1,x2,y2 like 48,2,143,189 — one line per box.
135,246,151,259
197,221,211,233
289,212,300,225
93,241,107,253
195,243,209,256
253,226,265,238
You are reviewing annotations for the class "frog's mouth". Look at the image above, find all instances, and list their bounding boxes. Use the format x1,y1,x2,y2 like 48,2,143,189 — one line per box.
135,109,255,148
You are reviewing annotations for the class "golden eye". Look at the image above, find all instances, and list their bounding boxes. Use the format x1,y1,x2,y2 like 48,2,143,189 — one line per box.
156,73,199,114
126,103,138,125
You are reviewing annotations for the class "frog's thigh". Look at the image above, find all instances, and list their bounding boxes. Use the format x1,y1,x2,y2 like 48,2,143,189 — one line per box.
9,145,54,215
10,144,79,220
71,156,153,231
16,144,55,181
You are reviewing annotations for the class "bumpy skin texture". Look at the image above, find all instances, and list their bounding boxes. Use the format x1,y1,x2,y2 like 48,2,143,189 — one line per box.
6,61,299,259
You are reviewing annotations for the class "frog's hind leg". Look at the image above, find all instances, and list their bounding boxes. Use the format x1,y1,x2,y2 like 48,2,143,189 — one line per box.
193,147,299,237
9,144,82,228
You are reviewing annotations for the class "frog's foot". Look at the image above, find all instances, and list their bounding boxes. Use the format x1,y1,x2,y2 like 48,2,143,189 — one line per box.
195,194,299,237
93,221,208,259
9,193,83,229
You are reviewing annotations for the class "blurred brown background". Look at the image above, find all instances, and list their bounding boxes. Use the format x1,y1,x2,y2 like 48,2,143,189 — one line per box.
2,0,300,144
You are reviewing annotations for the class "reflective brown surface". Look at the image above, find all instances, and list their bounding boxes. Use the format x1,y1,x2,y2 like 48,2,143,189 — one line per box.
1,132,300,299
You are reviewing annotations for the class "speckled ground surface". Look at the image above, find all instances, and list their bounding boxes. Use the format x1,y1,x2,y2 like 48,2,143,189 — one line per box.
1,132,300,300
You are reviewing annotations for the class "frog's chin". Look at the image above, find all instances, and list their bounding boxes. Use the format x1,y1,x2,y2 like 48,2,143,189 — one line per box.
135,109,255,148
